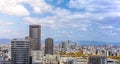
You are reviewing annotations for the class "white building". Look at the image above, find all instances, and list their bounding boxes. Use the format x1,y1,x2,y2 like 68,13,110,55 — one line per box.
31,51,44,64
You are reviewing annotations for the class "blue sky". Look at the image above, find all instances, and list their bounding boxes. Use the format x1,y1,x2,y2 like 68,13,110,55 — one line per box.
0,0,120,42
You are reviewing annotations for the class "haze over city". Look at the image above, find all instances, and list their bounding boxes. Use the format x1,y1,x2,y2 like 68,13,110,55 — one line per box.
0,0,120,42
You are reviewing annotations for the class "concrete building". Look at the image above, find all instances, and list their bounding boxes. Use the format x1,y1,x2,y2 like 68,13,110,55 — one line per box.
11,38,30,64
66,60,77,64
59,41,72,52
29,25,41,50
45,55,60,64
45,38,54,55
59,42,67,52
67,40,72,52
31,51,44,64
1,61,11,64
88,56,107,64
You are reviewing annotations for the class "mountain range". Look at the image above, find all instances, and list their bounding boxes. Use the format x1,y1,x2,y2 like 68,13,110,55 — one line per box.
0,38,120,46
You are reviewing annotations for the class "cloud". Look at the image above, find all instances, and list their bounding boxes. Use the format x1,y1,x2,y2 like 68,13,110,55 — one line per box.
95,17,120,25
25,0,53,14
25,0,93,30
100,26,114,29
57,0,64,5
24,11,91,31
52,7,70,16
0,0,30,16
68,0,120,17
0,29,24,38
99,25,120,36
24,16,56,29
0,20,13,26
0,0,66,16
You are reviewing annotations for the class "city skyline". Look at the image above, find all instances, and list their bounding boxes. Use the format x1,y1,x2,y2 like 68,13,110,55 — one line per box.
0,0,120,42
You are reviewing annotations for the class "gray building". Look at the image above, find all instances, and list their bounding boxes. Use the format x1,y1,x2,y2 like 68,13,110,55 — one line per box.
45,38,54,55
61,42,67,52
66,60,77,64
88,56,107,64
11,38,30,64
29,25,41,50
59,40,72,52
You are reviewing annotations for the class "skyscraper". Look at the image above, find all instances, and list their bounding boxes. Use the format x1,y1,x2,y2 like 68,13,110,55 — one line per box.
88,56,107,64
67,40,72,51
11,38,30,64
61,42,67,52
29,25,41,50
45,38,54,55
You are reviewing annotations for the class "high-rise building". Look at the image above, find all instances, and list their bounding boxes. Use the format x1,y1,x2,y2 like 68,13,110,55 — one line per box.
59,41,72,52
11,38,30,64
59,42,67,52
45,38,54,55
29,25,41,50
67,40,72,51
88,56,107,64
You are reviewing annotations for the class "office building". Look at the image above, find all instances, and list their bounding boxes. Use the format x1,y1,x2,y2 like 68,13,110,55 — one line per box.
45,38,54,55
29,25,41,50
31,51,44,64
88,56,107,64
67,40,72,52
11,38,30,64
59,42,67,52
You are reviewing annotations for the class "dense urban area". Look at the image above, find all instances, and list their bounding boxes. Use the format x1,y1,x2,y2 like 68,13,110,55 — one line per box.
0,25,120,64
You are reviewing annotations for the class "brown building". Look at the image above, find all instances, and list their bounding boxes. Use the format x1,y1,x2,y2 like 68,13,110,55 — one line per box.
45,38,54,55
29,25,41,50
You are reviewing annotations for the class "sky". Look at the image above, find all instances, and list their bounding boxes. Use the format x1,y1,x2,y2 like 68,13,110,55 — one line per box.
0,0,120,42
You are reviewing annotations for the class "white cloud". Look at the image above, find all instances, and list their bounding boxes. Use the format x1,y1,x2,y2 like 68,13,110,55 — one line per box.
0,0,30,16
100,26,114,29
68,0,120,17
57,0,64,5
24,16,56,29
99,25,120,36
68,0,89,9
0,20,13,26
52,8,70,16
0,0,71,16
25,0,53,14
24,12,90,31
0,29,25,38
100,26,120,31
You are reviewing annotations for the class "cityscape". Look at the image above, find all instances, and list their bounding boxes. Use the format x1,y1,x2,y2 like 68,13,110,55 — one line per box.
0,25,120,64
0,0,120,64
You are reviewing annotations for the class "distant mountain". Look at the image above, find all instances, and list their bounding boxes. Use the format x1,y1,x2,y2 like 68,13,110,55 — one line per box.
0,38,11,44
0,39,120,46
55,40,120,46
77,40,120,46
78,40,106,45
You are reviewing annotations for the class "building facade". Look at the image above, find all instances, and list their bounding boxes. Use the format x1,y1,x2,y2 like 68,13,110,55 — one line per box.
31,51,44,64
11,38,30,64
88,56,107,64
45,38,54,55
29,25,41,50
